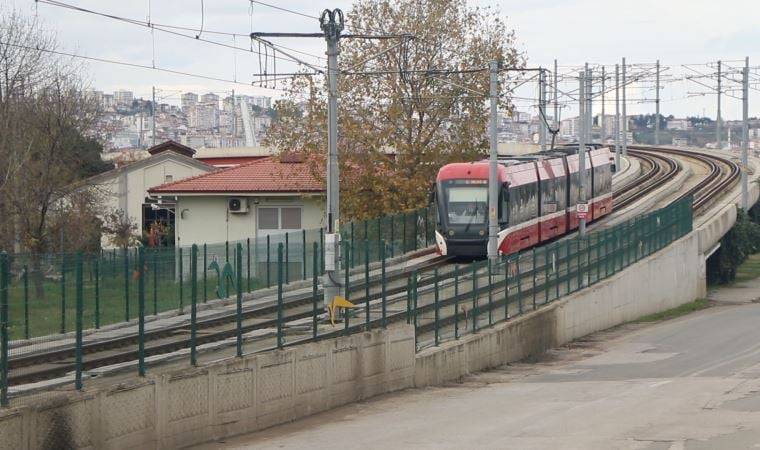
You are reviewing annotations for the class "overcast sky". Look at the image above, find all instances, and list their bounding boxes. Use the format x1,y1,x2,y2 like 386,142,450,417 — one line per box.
7,0,760,120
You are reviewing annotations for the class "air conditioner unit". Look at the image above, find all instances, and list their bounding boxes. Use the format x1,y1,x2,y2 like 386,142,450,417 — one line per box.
228,197,249,214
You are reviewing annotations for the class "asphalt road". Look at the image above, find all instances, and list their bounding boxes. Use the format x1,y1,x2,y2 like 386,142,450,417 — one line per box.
194,278,760,450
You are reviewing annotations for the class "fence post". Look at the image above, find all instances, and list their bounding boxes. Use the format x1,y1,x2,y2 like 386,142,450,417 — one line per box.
402,212,407,254
406,275,412,325
302,230,307,281
203,243,208,302
247,237,252,292
312,242,319,340
425,207,430,246
472,263,478,332
178,247,184,313
0,252,8,406
137,248,146,377
413,210,419,251
381,240,387,328
344,241,350,335
390,215,395,258
190,245,198,366
454,264,460,339
152,249,158,315
285,232,290,284
516,255,523,314
545,247,550,305
61,254,67,334
236,244,243,357
434,268,440,345
532,248,537,310
23,265,29,339
364,239,370,328
123,247,129,323
266,235,271,288
504,257,510,318
72,253,83,390
277,243,284,348
320,228,325,274
412,270,418,337
488,259,493,324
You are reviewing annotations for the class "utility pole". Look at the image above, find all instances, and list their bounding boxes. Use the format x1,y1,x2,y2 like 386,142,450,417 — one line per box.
741,56,749,209
622,57,628,156
539,68,547,151
321,9,344,309
232,89,237,143
488,60,500,261
585,63,592,144
601,66,606,142
578,71,587,237
615,64,620,169
554,59,559,127
655,60,660,145
152,86,157,146
717,60,722,150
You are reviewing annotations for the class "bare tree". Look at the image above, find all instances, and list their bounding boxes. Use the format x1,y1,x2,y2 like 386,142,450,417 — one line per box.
0,8,102,296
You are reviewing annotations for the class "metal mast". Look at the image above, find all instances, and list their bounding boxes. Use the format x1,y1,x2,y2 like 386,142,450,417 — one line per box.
578,71,587,236
614,64,620,169
621,57,628,156
487,60,500,261
717,60,722,149
321,9,344,309
654,60,660,145
741,57,749,209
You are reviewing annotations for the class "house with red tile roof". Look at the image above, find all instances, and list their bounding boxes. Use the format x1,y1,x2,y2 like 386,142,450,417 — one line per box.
148,155,325,248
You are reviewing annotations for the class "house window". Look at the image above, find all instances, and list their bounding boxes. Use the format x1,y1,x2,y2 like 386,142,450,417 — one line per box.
257,206,303,230
281,207,301,229
165,174,173,183
258,208,279,230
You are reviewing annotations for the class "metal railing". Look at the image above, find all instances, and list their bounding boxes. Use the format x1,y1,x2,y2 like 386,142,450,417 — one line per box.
0,199,692,406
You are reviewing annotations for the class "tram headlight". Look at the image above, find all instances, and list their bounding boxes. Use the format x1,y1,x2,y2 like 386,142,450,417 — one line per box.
448,230,455,236
479,230,485,236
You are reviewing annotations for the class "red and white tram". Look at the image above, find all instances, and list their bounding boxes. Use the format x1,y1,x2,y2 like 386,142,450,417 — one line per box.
433,145,613,258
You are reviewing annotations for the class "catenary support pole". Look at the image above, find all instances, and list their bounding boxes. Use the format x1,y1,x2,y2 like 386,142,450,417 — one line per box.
615,64,621,169
152,86,157,146
579,71,587,236
742,56,749,209
601,65,606,142
585,63,592,144
553,59,559,128
321,10,344,310
622,57,628,156
487,60,500,261
717,60,722,149
539,68,547,151
655,60,660,145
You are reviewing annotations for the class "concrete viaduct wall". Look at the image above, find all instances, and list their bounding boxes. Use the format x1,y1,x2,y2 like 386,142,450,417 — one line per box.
0,210,729,448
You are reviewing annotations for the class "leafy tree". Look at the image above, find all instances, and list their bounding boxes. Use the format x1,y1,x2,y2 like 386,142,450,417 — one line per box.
265,0,523,219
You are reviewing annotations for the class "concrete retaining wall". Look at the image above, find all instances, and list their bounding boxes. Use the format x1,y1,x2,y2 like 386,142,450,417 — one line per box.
0,326,416,449
415,231,703,387
0,229,711,448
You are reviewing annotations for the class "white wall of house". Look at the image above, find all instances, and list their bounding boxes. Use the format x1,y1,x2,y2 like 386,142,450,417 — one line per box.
92,156,211,248
174,194,325,247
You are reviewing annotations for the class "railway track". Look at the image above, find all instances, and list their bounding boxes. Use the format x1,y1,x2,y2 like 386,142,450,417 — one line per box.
8,146,741,391
9,255,452,386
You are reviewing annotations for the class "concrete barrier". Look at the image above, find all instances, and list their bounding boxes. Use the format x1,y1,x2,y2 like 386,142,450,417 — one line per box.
0,326,415,449
415,231,703,387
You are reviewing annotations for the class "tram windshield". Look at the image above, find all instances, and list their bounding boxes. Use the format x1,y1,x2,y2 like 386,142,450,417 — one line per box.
444,185,488,225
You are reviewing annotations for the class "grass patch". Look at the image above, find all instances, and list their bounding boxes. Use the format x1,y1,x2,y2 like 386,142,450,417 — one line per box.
733,253,760,284
634,299,710,323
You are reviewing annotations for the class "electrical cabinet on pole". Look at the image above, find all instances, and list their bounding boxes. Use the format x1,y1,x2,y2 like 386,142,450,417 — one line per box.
487,60,500,261
578,71,587,236
321,9,344,309
742,57,749,210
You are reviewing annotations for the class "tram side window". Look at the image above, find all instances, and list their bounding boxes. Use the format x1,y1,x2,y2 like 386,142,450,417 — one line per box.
593,164,611,196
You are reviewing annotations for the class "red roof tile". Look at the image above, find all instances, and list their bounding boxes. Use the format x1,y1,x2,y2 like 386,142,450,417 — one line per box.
149,156,324,194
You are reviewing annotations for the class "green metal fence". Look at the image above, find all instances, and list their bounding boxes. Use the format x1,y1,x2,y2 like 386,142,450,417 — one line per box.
0,198,692,406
